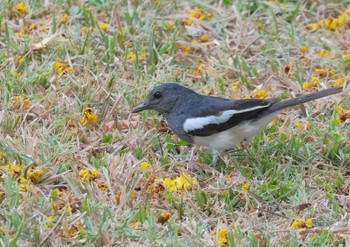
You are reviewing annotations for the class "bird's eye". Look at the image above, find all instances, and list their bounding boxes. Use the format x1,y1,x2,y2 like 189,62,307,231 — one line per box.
154,92,161,99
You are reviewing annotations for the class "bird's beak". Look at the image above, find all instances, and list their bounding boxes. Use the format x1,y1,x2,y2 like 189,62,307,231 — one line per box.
132,102,148,113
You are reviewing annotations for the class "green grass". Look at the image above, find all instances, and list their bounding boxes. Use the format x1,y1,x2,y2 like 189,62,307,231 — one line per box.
0,0,349,246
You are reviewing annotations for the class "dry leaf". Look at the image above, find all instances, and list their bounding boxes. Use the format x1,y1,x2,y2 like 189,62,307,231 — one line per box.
31,34,58,50
102,120,115,134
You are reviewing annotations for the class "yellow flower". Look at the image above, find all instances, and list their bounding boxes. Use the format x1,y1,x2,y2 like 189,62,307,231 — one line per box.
335,105,344,115
127,52,136,60
97,181,108,191
301,46,308,55
314,68,335,77
163,178,176,192
60,14,69,24
100,22,109,30
189,8,212,20
323,19,338,31
46,216,55,228
30,169,44,181
216,229,228,246
91,169,98,178
319,50,330,58
29,23,38,31
175,43,190,55
0,152,3,158
343,53,350,61
19,184,27,192
181,45,191,55
127,52,146,60
79,168,99,182
307,23,319,30
41,26,47,33
53,203,60,210
251,88,268,99
79,169,90,182
294,122,304,130
1,164,24,177
9,96,31,110
19,177,27,184
200,34,209,42
242,183,250,192
140,161,150,170
190,8,204,19
115,194,121,204
11,71,22,79
80,26,97,33
138,53,146,60
131,190,137,200
52,61,74,74
80,108,98,126
291,219,312,229
302,81,310,91
69,222,83,237
310,76,320,87
14,2,27,15
182,18,192,26
163,173,197,193
128,221,141,228
231,81,240,91
158,212,173,225
193,63,203,76
336,117,344,124
207,13,213,20
174,176,191,190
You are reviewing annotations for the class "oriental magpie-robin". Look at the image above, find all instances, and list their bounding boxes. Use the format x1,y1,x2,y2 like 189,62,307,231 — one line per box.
133,83,342,166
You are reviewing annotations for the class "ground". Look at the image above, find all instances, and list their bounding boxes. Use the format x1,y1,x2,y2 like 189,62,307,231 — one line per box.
0,0,350,246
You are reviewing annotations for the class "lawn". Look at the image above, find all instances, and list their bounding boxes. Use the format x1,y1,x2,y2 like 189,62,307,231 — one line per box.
0,0,350,246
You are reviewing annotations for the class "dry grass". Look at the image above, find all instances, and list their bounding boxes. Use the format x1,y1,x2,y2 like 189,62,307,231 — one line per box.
0,0,350,246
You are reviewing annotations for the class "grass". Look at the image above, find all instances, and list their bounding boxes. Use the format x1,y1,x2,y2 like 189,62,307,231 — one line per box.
0,0,350,246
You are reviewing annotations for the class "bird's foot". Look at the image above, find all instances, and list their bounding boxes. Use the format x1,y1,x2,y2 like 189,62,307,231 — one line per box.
209,153,222,167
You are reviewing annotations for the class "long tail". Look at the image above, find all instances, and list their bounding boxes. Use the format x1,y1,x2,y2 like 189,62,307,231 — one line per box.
268,87,343,113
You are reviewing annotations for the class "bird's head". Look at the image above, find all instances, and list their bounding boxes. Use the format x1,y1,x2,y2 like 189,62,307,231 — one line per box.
132,83,194,115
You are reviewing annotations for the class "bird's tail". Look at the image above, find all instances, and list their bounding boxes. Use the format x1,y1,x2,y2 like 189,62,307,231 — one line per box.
268,87,343,113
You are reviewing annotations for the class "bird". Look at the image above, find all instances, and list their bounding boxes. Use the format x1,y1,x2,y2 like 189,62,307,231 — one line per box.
133,83,342,166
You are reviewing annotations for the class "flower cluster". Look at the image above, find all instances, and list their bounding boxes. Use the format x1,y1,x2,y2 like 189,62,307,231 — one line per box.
308,10,350,31
291,218,313,229
79,168,98,182
335,105,350,124
251,88,269,99
302,76,320,91
163,173,197,193
127,52,146,61
52,61,74,73
189,8,213,21
9,96,31,110
1,164,45,192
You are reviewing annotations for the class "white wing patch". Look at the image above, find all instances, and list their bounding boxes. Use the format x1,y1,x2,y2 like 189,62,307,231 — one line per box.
183,104,270,132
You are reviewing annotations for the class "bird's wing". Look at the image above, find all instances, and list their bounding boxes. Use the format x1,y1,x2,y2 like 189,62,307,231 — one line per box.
183,98,278,136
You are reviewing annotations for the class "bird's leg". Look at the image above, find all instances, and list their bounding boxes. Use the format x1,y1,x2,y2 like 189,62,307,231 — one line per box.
210,150,222,167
